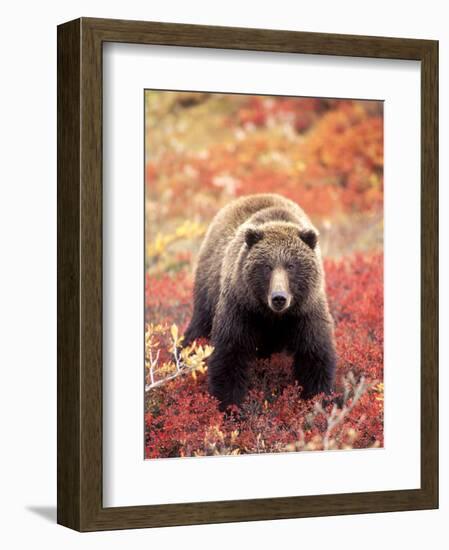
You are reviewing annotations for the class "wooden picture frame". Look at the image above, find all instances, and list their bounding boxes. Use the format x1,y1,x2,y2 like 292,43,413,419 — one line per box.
57,17,438,531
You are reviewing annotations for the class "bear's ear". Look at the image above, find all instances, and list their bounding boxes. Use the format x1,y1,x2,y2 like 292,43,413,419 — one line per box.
299,228,318,249
245,227,264,248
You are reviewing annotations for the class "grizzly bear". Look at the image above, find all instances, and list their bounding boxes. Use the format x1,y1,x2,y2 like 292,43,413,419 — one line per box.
184,193,336,410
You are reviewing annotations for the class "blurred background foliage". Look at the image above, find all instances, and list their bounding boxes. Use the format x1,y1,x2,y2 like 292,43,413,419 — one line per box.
145,91,383,276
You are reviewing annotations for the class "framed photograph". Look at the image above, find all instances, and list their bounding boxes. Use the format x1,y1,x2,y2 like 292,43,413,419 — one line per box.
57,17,438,531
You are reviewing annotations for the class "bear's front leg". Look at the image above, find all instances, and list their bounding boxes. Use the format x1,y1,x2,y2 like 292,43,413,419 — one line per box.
207,344,251,411
208,306,255,411
291,312,336,399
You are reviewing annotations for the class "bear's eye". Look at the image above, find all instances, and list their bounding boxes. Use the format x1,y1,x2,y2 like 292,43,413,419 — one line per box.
286,263,295,271
264,264,273,274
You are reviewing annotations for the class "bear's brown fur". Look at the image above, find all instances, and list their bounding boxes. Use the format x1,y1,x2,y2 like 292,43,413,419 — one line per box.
184,193,336,410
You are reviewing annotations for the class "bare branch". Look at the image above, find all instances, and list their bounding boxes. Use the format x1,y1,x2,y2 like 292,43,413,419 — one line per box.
318,375,374,450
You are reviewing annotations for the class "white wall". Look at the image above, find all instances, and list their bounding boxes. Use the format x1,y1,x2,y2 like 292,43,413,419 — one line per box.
0,1,446,547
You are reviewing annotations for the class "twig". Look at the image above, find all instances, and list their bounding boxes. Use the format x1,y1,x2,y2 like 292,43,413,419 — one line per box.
316,375,373,450
145,362,199,392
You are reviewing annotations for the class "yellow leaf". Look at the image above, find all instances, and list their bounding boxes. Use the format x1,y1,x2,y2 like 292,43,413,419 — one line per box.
170,324,179,343
203,345,214,358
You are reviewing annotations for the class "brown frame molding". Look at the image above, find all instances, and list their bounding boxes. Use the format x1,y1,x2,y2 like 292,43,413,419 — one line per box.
57,17,438,531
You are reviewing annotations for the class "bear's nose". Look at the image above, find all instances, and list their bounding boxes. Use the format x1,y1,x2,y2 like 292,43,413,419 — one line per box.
271,291,287,310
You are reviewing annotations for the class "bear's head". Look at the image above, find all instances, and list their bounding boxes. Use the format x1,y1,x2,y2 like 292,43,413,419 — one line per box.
242,222,321,315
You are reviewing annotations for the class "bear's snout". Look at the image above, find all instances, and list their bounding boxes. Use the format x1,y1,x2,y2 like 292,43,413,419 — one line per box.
268,267,292,313
271,291,288,310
